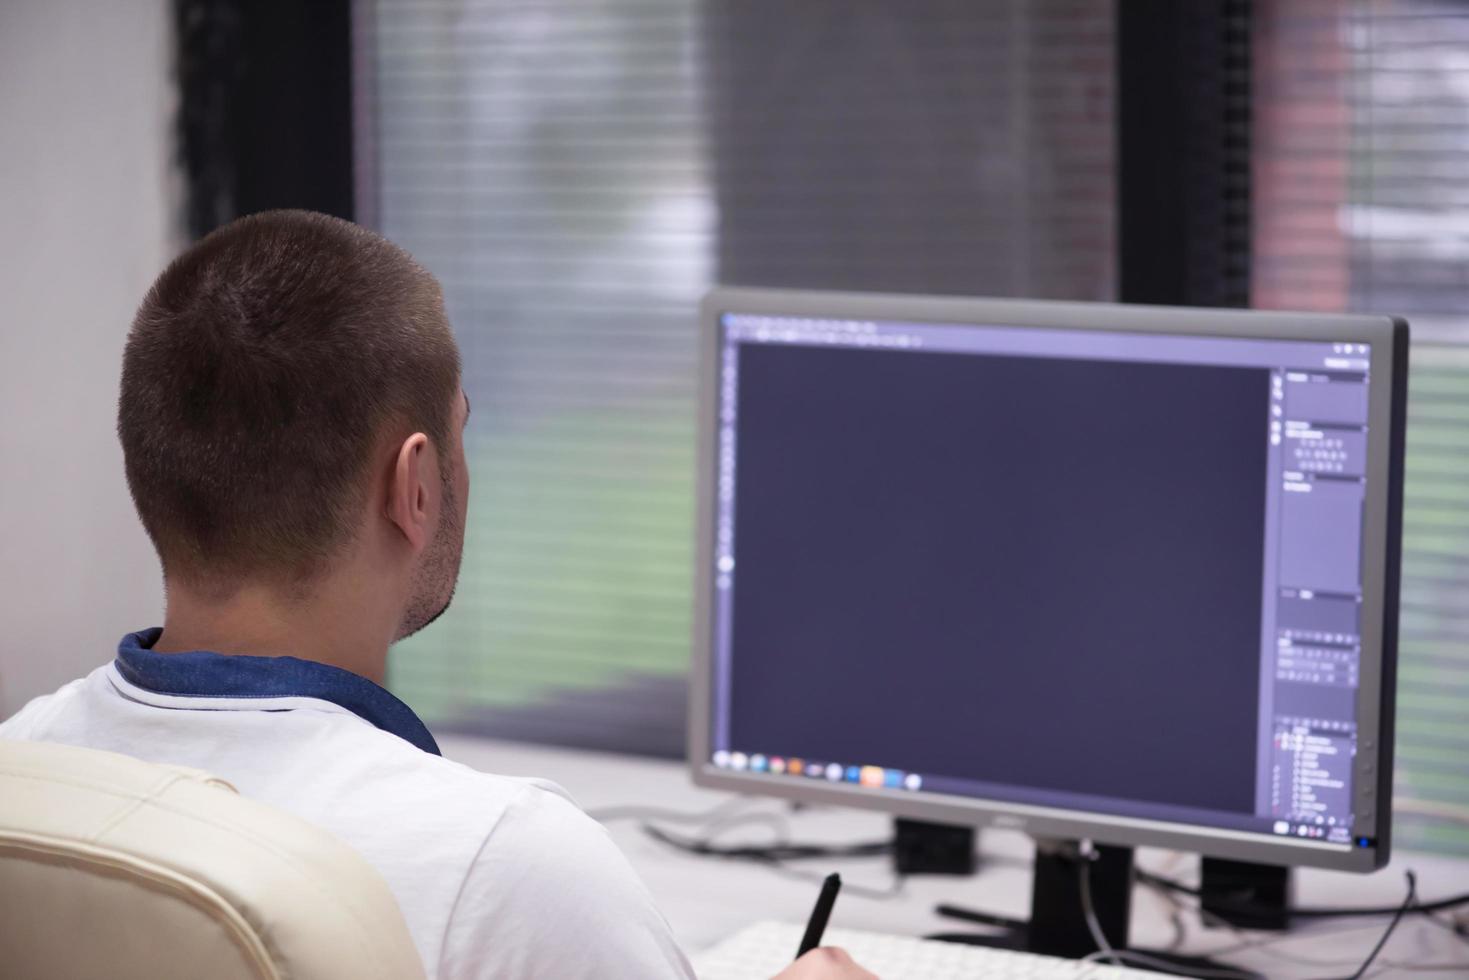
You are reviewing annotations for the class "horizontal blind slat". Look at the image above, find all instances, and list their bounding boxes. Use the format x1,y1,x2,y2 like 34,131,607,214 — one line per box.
1256,0,1469,855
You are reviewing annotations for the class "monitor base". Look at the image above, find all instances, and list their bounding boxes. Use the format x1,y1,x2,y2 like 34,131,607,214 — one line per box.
928,930,1258,979
933,838,1133,956
933,839,1263,977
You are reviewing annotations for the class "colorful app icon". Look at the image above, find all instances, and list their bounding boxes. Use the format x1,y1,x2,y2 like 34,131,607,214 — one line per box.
845,766,861,783
903,773,922,791
788,758,803,775
883,769,902,788
750,754,768,773
770,756,786,775
806,762,826,778
712,750,730,769
825,762,843,782
860,766,885,788
730,752,748,771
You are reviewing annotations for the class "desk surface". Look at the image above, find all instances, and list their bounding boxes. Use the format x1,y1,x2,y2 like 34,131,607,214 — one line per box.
441,735,1469,977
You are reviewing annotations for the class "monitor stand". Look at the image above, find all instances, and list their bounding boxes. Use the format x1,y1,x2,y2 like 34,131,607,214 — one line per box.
1027,838,1132,958
932,838,1131,955
934,838,1262,977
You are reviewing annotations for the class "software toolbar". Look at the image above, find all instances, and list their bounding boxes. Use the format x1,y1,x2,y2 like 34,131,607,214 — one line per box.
1266,364,1370,843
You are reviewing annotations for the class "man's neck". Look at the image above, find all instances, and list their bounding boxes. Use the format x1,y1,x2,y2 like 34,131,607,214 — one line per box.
153,580,394,685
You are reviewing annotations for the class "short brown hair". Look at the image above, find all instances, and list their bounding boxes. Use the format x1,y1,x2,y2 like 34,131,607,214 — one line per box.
118,210,460,587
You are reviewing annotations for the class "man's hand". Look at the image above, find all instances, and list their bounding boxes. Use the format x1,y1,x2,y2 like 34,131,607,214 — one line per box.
770,946,878,979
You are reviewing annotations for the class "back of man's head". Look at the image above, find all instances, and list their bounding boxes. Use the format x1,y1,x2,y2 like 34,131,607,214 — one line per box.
118,210,460,592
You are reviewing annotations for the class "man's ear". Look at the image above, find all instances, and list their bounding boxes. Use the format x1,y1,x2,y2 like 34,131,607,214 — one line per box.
385,433,435,552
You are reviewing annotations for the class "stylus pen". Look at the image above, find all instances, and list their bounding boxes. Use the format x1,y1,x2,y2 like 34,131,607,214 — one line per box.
795,873,842,959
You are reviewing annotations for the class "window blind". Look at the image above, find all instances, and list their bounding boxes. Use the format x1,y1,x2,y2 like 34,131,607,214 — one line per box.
1254,0,1469,855
360,0,1117,756
361,0,714,756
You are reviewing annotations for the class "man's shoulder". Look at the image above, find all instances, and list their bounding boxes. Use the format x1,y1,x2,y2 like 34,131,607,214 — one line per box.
290,729,694,979
0,665,577,835
295,709,578,814
0,671,693,978
0,671,97,737
442,769,695,979
357,733,583,829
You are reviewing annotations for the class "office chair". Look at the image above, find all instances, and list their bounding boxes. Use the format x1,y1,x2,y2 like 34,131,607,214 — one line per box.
0,739,427,980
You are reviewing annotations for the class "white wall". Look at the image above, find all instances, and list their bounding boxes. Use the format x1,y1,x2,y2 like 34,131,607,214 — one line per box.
0,0,177,715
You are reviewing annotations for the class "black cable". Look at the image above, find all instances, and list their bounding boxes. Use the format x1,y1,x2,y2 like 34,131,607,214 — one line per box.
1311,870,1417,980
933,903,1028,933
1137,868,1469,919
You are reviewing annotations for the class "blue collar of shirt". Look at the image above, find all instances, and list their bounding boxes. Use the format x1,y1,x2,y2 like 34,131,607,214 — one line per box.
114,628,440,756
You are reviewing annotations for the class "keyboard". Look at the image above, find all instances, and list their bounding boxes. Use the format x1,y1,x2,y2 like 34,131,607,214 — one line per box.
692,921,1161,979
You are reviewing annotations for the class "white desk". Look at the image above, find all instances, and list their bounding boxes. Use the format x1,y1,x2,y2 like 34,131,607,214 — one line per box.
442,735,1469,977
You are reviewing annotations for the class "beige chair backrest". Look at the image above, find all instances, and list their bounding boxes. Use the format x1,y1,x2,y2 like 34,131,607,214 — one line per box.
0,739,427,980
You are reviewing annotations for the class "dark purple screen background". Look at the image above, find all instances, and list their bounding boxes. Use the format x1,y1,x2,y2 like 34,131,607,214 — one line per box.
725,343,1270,814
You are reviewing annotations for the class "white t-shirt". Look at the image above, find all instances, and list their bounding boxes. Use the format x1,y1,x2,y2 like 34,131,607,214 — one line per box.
0,637,695,980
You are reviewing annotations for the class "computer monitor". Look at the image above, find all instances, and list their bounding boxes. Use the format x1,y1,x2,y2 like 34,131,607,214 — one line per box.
689,288,1406,881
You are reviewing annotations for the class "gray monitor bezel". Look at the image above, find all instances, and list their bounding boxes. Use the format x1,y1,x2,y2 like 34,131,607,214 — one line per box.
688,286,1407,873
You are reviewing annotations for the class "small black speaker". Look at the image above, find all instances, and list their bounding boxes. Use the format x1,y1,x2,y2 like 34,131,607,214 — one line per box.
893,818,978,876
1200,857,1294,931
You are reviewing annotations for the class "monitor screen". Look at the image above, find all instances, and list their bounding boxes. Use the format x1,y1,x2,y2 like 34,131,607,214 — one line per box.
692,290,1405,871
